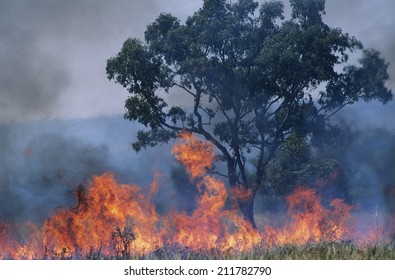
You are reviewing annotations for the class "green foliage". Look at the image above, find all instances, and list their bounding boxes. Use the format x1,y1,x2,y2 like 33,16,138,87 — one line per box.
265,133,310,195
290,0,325,25
265,132,343,196
320,49,392,111
132,129,174,152
107,0,391,155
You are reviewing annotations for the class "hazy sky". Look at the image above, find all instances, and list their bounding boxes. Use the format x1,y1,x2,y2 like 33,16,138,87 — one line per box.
0,0,394,125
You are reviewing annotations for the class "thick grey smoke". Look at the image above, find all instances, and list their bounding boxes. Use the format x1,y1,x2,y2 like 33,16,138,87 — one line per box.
0,0,129,123
0,0,188,223
0,117,178,223
0,0,200,123
0,125,111,223
0,4,69,123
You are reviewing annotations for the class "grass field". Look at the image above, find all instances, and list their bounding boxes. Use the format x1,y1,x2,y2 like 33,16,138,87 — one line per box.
44,242,394,260
137,242,395,260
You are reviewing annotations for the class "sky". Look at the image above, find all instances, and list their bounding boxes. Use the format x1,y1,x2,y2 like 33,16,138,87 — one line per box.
0,0,394,221
0,0,394,125
0,0,201,123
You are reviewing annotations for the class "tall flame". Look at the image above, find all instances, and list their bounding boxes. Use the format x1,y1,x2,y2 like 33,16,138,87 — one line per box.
169,132,261,251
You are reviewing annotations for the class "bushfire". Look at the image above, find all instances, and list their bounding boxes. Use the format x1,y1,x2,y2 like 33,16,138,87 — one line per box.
0,133,392,259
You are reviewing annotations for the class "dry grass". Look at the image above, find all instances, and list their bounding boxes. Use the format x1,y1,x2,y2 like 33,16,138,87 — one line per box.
49,242,394,260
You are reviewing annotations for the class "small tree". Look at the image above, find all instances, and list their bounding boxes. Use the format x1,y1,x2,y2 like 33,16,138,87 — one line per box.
111,226,136,259
106,0,392,228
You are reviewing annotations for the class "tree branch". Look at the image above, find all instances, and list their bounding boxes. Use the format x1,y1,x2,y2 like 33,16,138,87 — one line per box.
207,170,229,179
322,101,353,121
213,94,233,124
192,82,232,160
173,82,196,98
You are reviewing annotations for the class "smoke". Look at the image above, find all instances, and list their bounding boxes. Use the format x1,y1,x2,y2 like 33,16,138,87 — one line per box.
0,117,178,224
340,127,395,208
320,0,395,216
0,125,111,223
325,0,395,85
0,7,69,124
0,0,129,123
0,0,201,123
323,0,395,131
0,0,191,223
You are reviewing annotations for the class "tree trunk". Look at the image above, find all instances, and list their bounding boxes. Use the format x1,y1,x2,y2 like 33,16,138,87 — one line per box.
239,194,257,229
227,159,257,229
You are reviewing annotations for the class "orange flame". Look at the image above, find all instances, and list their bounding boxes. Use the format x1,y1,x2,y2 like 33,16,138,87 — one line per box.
233,185,254,203
40,172,164,258
171,131,215,179
0,133,393,259
169,133,261,251
263,187,353,247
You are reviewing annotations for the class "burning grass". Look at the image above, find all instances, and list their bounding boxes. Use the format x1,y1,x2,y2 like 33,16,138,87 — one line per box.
1,133,394,260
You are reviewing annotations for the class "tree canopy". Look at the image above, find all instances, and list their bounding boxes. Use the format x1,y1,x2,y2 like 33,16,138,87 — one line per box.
106,0,392,227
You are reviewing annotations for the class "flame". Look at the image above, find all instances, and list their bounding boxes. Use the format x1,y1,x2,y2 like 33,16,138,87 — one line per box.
169,133,261,252
0,132,393,259
263,187,353,247
0,222,17,259
233,185,254,203
171,131,215,179
41,172,164,258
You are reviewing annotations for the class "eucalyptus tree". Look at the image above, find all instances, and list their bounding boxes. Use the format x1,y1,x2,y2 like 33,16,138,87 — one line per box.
106,0,392,227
